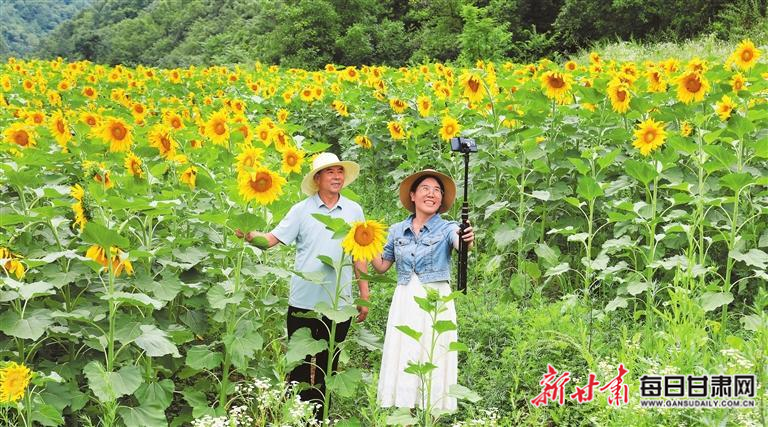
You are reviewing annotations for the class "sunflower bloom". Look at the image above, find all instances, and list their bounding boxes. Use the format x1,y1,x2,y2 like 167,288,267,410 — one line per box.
460,72,484,103
163,111,185,130
86,245,133,277
124,152,144,178
730,39,761,70
281,147,305,174
680,121,693,137
100,117,133,152
607,79,631,113
387,121,406,140
276,109,289,124
646,69,667,93
148,126,178,159
71,201,88,232
715,95,737,121
417,96,432,117
439,116,460,141
354,135,372,149
238,167,286,205
676,71,709,104
205,110,230,146
3,123,36,148
632,118,667,156
0,362,31,403
341,220,387,262
730,73,746,92
236,146,265,174
540,71,573,102
332,100,349,117
180,166,197,189
389,98,408,114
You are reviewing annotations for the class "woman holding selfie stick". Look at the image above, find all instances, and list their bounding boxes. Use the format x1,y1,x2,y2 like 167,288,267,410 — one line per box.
370,169,474,412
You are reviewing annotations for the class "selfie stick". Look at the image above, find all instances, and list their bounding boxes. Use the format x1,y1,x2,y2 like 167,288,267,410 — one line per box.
452,137,475,294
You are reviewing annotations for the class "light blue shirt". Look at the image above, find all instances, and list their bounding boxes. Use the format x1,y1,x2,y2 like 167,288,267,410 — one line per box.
271,193,365,310
382,214,459,286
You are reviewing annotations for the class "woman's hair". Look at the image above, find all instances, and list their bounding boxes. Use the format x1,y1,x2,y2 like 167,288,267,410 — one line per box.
410,174,445,194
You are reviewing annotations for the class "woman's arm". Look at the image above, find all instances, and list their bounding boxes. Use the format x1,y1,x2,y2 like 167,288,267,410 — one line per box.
371,255,394,273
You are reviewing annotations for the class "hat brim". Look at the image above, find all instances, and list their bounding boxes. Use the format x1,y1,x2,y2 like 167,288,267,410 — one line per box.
399,170,456,214
300,161,360,195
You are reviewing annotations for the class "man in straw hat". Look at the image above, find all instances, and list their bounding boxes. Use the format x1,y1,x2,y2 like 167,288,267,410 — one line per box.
236,152,369,420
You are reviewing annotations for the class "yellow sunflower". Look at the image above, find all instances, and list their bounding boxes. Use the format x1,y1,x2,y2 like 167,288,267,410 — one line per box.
540,71,573,102
632,118,667,156
148,125,178,159
281,147,305,174
676,71,709,104
439,116,460,141
236,146,264,173
680,121,693,137
607,79,631,113
460,72,484,103
124,152,144,178
85,245,133,277
730,39,761,70
341,220,387,262
276,109,289,124
730,73,746,92
387,121,406,140
0,362,31,403
3,123,37,149
99,117,133,152
332,100,349,117
269,128,291,152
715,95,737,121
205,110,230,146
417,95,432,117
180,166,197,189
82,86,97,100
354,135,372,149
389,98,408,114
49,111,71,150
163,111,185,130
646,69,667,93
238,167,286,205
79,111,100,128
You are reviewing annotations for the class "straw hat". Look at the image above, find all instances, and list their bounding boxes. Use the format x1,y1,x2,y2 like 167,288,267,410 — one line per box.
300,152,360,195
398,169,456,214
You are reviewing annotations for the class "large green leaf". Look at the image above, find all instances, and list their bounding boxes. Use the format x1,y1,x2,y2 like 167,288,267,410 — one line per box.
134,325,181,358
576,176,604,200
730,249,768,270
185,346,223,370
286,327,327,365
699,292,733,312
82,222,129,249
118,402,168,427
385,408,418,425
135,380,174,410
394,325,422,341
448,384,482,403
83,362,142,403
223,327,264,369
493,222,523,248
311,213,350,238
0,309,53,340
325,368,361,397
624,159,657,186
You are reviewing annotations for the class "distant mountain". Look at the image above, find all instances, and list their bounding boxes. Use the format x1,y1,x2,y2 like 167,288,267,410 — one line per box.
1,0,94,58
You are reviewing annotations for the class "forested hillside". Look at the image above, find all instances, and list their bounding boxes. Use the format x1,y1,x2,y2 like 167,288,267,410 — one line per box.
24,0,768,68
0,0,93,57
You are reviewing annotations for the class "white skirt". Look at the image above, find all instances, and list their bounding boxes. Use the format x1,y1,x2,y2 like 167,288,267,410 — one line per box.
377,274,458,412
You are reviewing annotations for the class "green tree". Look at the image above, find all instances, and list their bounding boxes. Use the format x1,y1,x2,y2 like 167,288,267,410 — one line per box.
458,4,511,64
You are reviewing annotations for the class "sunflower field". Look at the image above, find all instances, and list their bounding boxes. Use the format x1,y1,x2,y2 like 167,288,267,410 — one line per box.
0,39,767,426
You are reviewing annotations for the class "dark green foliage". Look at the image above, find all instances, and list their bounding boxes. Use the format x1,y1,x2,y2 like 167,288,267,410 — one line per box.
0,0,93,58
9,0,767,67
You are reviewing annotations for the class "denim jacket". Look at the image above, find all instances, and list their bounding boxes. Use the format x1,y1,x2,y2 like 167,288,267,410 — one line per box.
382,214,459,286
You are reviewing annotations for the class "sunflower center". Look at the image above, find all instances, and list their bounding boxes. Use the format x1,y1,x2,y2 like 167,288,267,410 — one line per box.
160,136,170,151
171,117,181,128
13,130,29,146
741,50,753,62
616,90,626,102
86,88,93,96
549,76,565,89
354,225,374,246
286,154,297,166
214,121,226,135
685,76,701,93
134,105,144,114
644,130,656,143
34,115,43,124
57,120,65,133
111,123,127,140
445,124,455,134
468,78,480,92
86,117,96,126
250,172,272,193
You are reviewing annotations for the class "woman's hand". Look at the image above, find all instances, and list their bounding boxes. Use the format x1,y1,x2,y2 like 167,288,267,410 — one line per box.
456,221,474,249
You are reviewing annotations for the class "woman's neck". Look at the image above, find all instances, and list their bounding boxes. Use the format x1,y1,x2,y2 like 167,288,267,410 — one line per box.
411,212,436,235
